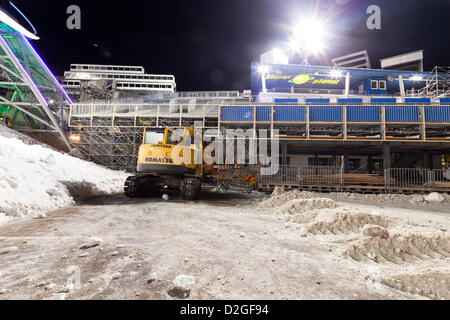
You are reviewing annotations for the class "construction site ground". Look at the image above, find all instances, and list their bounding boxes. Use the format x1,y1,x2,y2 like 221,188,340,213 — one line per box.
0,190,449,300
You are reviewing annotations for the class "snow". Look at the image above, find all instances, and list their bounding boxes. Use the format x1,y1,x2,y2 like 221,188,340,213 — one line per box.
255,189,450,300
362,224,390,239
0,131,128,225
424,192,445,203
173,275,195,291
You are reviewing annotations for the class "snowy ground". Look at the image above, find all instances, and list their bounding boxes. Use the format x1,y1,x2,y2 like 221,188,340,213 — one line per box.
0,126,128,225
0,189,448,300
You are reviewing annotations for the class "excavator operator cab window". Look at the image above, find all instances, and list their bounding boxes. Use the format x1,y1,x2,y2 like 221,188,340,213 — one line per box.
167,129,183,145
144,130,165,145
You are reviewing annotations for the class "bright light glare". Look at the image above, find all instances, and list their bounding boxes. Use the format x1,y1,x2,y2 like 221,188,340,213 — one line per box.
409,75,424,81
289,19,326,54
272,48,289,64
257,64,270,74
69,134,81,142
329,69,343,78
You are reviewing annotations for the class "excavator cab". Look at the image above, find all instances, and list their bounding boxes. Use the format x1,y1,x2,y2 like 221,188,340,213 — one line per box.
137,127,200,175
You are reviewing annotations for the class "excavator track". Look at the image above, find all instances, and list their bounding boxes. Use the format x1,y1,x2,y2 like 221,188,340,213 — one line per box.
124,175,161,198
124,175,143,198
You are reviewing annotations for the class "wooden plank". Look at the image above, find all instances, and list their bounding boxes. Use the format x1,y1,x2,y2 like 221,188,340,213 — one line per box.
424,181,450,188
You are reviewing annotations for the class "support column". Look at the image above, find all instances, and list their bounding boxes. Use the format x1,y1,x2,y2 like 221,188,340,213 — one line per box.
281,143,288,166
368,155,373,174
332,153,337,167
383,144,391,170
344,152,349,173
423,152,430,169
423,152,434,170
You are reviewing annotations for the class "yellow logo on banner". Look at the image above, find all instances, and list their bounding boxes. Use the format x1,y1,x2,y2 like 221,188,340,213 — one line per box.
289,74,315,85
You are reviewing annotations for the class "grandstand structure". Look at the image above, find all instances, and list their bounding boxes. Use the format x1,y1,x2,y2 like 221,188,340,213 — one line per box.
62,64,177,103
66,57,450,192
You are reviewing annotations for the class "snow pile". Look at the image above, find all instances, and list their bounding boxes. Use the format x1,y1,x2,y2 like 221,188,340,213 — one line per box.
424,192,445,203
278,198,337,214
254,187,450,299
344,226,449,264
257,189,323,209
362,224,390,239
330,192,450,206
259,189,450,211
382,270,450,300
0,134,128,223
305,210,391,235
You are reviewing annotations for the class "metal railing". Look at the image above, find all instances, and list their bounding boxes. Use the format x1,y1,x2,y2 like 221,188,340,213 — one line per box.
298,166,342,185
258,165,299,184
385,168,450,189
257,165,342,186
70,103,221,119
254,165,450,191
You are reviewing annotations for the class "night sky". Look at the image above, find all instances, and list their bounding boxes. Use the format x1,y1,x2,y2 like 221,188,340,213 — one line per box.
3,0,450,91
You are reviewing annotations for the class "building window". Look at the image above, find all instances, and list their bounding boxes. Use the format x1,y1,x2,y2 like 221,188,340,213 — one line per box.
371,80,378,90
372,159,383,172
348,159,361,171
308,158,334,166
379,80,386,90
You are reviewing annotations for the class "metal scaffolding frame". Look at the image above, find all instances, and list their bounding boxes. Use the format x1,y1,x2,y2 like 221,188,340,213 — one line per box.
69,102,450,172
415,66,450,99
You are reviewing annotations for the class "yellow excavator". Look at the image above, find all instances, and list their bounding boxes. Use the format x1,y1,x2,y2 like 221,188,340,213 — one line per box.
124,126,205,200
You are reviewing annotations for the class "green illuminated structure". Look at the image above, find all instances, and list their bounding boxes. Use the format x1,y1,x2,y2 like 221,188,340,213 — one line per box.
0,22,71,150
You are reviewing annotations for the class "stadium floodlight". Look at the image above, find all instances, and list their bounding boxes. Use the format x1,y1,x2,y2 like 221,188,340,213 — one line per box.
289,18,326,65
329,69,343,78
261,48,289,65
257,64,271,93
272,48,289,64
257,64,271,75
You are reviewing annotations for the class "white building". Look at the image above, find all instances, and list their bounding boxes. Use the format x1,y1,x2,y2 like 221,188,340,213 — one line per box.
62,64,176,101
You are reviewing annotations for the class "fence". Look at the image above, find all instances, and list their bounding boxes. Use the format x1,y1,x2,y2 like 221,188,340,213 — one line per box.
221,165,450,191
385,168,450,189
255,165,343,186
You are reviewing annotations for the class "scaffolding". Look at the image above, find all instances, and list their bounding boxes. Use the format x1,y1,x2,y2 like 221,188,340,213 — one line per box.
69,101,450,172
415,66,450,99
